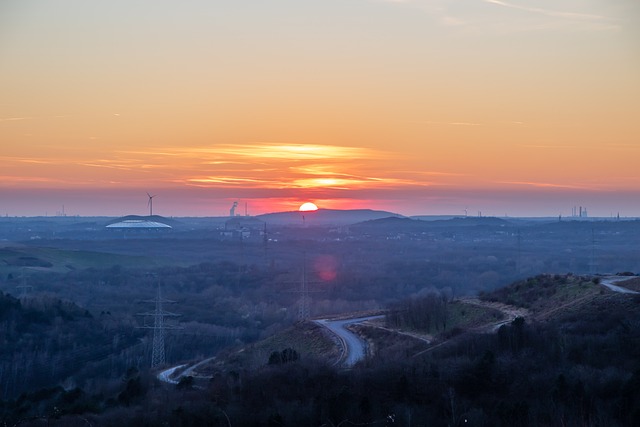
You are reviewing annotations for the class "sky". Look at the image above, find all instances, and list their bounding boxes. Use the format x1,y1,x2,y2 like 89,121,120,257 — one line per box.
1,0,639,218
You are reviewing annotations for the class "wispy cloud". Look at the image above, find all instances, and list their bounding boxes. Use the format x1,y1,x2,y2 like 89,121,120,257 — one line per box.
483,0,612,22
0,175,64,184
2,143,435,191
520,144,583,149
371,0,619,32
395,170,467,177
17,158,56,164
412,120,483,126
174,143,419,191
448,122,482,126
0,117,30,122
499,181,591,190
193,143,381,161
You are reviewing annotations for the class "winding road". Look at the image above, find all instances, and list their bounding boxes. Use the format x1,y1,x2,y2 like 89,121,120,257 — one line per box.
314,315,383,367
157,356,216,385
160,276,639,383
157,364,186,385
600,276,639,294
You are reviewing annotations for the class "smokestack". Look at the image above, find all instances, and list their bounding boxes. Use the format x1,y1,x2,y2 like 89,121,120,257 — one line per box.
230,201,238,217
579,206,582,217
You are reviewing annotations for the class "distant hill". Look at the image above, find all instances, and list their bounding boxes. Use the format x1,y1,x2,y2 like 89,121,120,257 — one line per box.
351,215,513,234
425,216,513,227
351,216,429,233
410,215,459,221
104,215,180,227
257,208,404,226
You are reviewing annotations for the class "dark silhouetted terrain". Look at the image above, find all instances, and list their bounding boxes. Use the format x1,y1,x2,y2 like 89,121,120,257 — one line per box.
0,213,639,425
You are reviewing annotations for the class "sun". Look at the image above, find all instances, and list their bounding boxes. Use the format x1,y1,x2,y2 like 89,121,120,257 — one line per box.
299,202,319,212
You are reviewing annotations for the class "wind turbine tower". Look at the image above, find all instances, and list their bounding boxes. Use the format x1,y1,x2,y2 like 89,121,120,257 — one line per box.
147,193,157,216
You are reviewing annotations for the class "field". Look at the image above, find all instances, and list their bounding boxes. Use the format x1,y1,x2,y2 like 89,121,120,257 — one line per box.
0,245,157,278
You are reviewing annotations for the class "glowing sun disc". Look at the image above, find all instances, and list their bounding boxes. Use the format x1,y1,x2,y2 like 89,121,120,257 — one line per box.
299,202,318,212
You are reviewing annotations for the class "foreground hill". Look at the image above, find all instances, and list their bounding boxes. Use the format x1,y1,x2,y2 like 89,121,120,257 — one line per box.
0,292,140,400
2,274,639,426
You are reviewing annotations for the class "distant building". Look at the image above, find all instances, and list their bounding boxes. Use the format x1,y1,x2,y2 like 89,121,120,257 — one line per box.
224,216,264,231
105,215,174,231
222,216,264,239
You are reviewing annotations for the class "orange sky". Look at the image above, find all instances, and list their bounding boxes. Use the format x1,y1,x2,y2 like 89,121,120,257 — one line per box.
1,0,639,217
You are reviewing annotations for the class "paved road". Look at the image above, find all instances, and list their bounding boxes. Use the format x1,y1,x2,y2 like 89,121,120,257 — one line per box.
600,276,639,294
314,315,383,367
157,356,216,385
157,364,186,384
159,315,380,382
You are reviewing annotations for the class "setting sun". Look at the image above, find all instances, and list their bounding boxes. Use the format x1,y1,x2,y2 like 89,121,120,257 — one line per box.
299,202,319,212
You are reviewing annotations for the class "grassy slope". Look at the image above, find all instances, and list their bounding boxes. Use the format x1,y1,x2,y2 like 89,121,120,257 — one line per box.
616,276,640,291
197,274,619,374
0,245,155,275
201,321,339,374
480,274,602,319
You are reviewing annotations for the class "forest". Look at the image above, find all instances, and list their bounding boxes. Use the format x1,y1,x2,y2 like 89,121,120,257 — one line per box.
2,283,639,426
0,217,639,425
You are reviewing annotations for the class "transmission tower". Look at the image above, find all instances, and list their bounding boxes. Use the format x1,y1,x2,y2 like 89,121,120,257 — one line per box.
137,284,182,367
16,268,33,298
589,227,598,275
263,223,268,262
299,258,310,320
285,253,323,321
516,229,522,275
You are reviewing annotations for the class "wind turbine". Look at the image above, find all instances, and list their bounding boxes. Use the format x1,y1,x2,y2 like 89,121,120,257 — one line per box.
147,193,157,216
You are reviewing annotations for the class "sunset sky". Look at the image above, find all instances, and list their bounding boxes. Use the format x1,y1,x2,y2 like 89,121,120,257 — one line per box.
1,0,639,217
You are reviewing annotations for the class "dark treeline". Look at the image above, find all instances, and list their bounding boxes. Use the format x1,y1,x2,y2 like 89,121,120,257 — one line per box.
0,292,141,400
386,290,449,333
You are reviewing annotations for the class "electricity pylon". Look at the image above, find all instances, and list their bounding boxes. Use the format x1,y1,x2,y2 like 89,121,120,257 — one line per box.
589,227,598,275
298,259,311,320
16,268,33,298
285,253,323,321
137,284,182,367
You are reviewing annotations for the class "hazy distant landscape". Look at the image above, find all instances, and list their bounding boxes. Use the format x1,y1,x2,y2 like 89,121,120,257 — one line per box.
1,212,639,425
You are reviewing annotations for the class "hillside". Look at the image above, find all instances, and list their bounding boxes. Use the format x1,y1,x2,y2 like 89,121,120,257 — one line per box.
478,274,605,320
0,245,154,276
614,276,640,291
198,321,339,376
0,292,141,400
2,273,639,426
